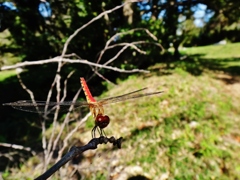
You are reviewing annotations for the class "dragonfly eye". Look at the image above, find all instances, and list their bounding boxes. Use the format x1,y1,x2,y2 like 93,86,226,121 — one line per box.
95,114,110,129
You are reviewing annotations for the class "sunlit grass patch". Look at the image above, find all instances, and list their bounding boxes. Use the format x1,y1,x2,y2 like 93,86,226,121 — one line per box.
173,43,240,76
0,70,17,82
182,42,240,59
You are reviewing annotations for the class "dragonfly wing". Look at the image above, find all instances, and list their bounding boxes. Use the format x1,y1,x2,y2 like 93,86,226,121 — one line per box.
99,88,163,105
3,101,54,113
3,100,90,114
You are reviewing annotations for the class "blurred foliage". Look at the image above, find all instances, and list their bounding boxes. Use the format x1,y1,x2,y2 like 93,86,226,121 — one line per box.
0,0,239,64
138,0,240,52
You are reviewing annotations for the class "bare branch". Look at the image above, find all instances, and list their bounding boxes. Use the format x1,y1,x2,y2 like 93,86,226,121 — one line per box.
57,112,92,161
44,61,63,169
34,136,123,180
61,0,139,57
0,143,36,155
92,70,116,85
16,74,41,115
54,86,84,162
44,81,56,114
103,42,146,66
0,151,18,161
0,57,149,73
96,28,164,64
105,42,147,54
41,120,47,168
61,70,75,102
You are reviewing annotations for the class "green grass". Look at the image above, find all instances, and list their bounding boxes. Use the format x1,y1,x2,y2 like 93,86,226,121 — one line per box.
95,73,239,179
181,42,240,59
4,43,240,179
75,43,240,179
0,70,17,82
0,30,21,66
161,43,240,77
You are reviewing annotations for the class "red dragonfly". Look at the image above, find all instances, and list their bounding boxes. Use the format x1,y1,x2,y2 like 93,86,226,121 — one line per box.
3,77,163,137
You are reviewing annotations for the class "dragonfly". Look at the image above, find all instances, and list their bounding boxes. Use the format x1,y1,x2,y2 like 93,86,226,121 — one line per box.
3,77,163,137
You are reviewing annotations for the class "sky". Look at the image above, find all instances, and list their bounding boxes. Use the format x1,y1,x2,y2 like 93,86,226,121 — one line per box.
0,1,51,18
138,1,214,27
191,3,214,27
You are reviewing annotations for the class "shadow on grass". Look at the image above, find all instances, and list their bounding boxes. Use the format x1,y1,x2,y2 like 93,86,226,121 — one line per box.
177,54,240,76
151,53,240,84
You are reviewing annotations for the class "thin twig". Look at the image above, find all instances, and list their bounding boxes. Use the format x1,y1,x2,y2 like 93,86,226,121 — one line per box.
104,43,143,67
61,0,139,57
44,61,63,170
103,41,164,66
0,151,18,161
0,143,36,155
61,70,75,102
96,28,163,64
16,73,41,114
55,84,85,162
57,112,92,161
93,70,116,85
41,120,47,168
104,41,147,54
44,74,57,115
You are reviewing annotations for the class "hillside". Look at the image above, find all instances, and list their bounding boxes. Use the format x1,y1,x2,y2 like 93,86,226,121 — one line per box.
1,43,240,179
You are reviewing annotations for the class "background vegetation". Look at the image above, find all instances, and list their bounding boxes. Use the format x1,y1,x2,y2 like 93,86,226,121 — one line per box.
0,0,240,179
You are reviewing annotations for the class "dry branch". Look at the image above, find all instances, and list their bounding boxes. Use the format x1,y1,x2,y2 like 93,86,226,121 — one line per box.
0,143,35,155
0,57,149,73
61,0,140,57
34,136,123,180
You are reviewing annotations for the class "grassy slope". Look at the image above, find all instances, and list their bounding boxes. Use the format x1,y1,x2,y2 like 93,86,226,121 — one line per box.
81,73,239,180
79,44,240,179
3,43,240,179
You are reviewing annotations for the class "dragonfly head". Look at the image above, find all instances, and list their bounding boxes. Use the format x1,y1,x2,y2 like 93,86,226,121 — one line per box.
95,114,110,129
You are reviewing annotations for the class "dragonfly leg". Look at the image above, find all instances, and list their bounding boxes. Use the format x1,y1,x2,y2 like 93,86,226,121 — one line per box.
91,126,97,138
98,128,107,137
97,127,102,136
101,129,107,138
91,126,107,138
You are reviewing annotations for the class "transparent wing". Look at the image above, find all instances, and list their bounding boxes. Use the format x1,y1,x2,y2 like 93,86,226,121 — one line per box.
3,88,163,114
2,100,90,114
99,88,163,105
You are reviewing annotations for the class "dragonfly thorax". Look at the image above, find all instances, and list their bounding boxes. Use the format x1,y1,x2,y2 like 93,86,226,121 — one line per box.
89,103,104,118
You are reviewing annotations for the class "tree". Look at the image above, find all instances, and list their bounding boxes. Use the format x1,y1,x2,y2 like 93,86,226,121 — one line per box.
137,0,240,54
